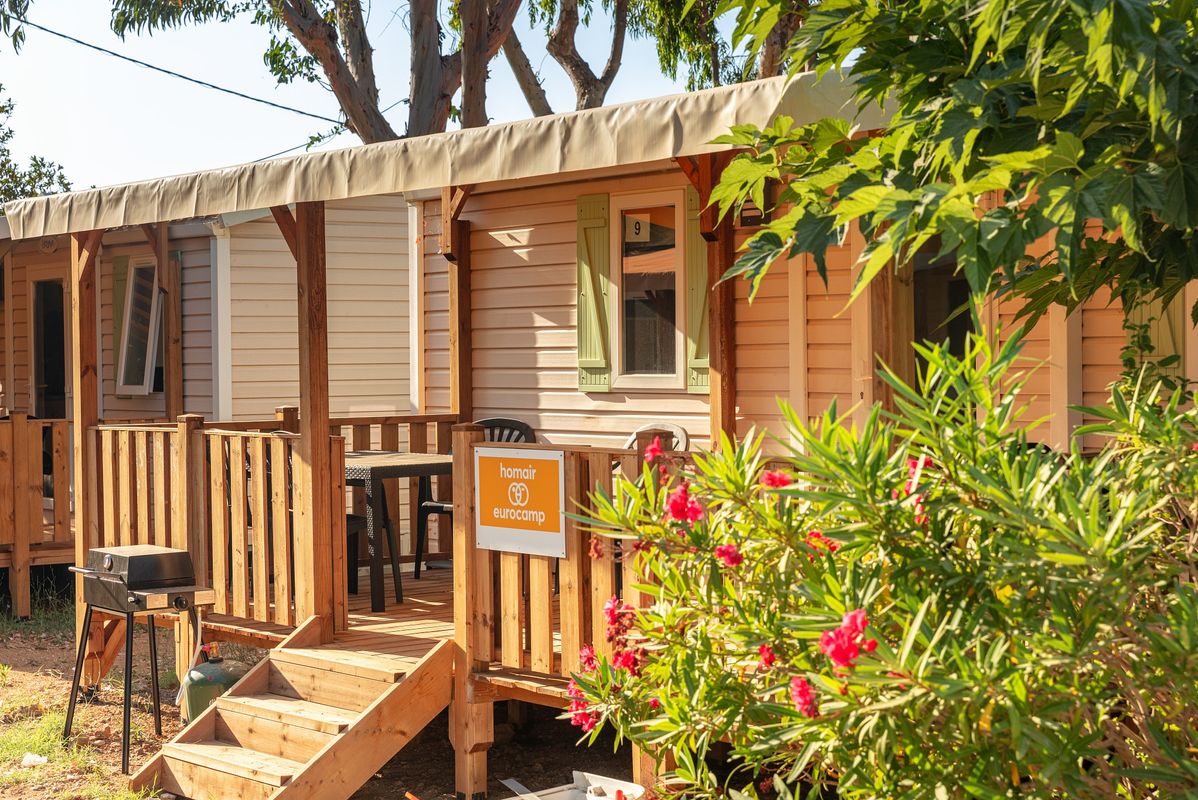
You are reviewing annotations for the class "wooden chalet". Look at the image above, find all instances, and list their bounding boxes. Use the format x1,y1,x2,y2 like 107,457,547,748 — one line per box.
0,74,1188,799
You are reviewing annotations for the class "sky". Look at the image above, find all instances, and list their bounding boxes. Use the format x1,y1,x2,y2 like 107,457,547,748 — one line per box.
0,1,707,189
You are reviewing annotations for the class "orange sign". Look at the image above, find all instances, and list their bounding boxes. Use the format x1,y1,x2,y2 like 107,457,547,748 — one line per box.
474,447,566,557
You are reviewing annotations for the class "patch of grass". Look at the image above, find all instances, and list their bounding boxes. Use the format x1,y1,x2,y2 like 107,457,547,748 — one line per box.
0,663,11,689
0,707,152,799
0,585,75,641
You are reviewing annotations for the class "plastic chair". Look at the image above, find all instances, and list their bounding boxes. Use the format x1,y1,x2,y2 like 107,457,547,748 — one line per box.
621,422,689,452
415,418,536,577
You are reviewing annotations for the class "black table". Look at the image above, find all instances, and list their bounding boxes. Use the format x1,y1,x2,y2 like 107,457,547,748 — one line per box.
344,451,453,611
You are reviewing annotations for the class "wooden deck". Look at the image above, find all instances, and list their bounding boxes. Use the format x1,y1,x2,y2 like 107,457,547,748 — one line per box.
204,564,455,654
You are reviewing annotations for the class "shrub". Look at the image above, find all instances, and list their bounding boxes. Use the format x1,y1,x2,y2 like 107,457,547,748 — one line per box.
573,331,1198,799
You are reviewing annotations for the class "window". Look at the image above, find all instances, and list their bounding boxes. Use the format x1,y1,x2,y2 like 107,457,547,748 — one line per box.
117,259,162,395
610,192,686,389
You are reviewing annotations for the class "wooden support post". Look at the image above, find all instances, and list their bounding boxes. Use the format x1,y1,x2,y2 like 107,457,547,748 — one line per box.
1048,304,1082,449
10,412,30,618
291,201,334,642
172,413,205,683
678,154,737,441
71,229,104,685
440,186,474,262
452,423,493,800
708,218,736,442
869,260,915,414
145,223,183,419
274,405,300,433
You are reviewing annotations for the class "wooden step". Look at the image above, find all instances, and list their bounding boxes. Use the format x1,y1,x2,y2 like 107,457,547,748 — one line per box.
162,739,305,787
214,705,336,763
272,646,408,682
156,754,278,800
267,656,392,713
216,692,357,735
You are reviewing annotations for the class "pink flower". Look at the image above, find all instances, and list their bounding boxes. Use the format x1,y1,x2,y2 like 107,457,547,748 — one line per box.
714,543,743,567
761,470,792,488
644,436,664,463
648,697,661,711
789,676,818,718
603,596,636,650
757,643,777,670
895,455,935,525
666,482,703,524
579,643,598,673
818,609,876,670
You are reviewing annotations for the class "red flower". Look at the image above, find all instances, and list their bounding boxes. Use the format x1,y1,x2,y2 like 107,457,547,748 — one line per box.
805,530,840,561
714,543,743,567
789,676,818,718
757,643,777,670
666,482,703,524
612,647,646,676
818,609,876,670
603,596,636,650
648,697,661,711
760,470,792,488
579,643,598,673
644,436,664,463
588,535,605,560
567,679,599,731
895,455,935,525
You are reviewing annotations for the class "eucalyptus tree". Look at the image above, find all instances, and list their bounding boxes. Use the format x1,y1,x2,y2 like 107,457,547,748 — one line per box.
0,85,70,208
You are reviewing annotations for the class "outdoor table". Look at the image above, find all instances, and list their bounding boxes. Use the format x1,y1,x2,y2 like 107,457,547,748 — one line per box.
344,450,453,611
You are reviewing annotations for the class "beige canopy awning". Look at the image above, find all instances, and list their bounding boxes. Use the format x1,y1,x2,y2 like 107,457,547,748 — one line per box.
3,73,881,240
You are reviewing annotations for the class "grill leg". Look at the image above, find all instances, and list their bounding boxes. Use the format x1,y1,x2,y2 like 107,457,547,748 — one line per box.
63,603,93,742
122,611,134,775
147,614,162,736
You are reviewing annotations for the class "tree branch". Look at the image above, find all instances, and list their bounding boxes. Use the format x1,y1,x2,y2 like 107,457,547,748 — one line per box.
276,0,398,142
504,29,554,117
547,0,626,109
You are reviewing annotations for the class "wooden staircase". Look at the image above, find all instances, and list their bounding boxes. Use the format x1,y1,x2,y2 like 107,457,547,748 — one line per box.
130,618,453,800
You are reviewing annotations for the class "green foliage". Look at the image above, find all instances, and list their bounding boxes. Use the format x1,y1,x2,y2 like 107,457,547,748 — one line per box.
575,328,1198,798
710,0,1198,323
0,85,69,209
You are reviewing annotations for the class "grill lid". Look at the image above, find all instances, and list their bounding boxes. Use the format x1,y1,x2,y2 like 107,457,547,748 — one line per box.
84,545,196,589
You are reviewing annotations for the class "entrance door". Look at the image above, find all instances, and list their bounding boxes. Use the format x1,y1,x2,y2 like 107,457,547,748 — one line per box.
32,277,68,419
913,246,973,366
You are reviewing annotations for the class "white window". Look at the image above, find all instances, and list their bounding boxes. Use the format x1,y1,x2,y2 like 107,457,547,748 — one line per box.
117,259,162,395
609,191,687,390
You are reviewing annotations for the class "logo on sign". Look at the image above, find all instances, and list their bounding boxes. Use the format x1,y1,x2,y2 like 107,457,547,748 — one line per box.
508,481,529,508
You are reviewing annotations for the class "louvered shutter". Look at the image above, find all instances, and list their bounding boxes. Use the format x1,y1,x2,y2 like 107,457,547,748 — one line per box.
685,185,710,393
577,194,612,392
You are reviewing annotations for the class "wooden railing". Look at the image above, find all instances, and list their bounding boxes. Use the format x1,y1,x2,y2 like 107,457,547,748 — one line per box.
453,424,654,681
0,414,72,617
326,413,460,564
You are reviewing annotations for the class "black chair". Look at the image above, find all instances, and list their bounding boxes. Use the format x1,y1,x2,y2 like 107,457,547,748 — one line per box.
414,417,535,577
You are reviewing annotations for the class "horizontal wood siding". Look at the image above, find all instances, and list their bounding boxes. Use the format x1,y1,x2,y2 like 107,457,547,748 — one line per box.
440,169,713,448
100,235,213,419
227,195,411,420
734,239,789,442
1081,288,1125,411
805,242,854,419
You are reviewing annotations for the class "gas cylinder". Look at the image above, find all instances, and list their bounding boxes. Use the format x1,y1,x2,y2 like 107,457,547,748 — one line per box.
179,643,250,723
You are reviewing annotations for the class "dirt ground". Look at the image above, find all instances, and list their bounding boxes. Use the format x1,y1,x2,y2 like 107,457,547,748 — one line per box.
0,585,631,800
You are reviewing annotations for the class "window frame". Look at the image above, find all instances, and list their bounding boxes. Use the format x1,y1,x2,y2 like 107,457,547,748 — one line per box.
607,189,688,391
116,257,162,396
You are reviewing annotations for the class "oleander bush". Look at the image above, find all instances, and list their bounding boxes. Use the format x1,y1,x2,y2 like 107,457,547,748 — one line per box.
571,330,1198,799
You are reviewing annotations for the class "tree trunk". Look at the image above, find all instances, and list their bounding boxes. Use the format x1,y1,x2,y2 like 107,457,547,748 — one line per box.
547,0,628,110
504,30,554,117
460,0,490,128
408,0,521,135
758,1,806,78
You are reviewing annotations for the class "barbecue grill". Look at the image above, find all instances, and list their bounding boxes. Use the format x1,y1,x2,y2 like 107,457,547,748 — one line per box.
65,545,215,773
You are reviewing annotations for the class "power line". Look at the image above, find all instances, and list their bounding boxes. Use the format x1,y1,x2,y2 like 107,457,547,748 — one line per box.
9,14,343,125
253,96,406,162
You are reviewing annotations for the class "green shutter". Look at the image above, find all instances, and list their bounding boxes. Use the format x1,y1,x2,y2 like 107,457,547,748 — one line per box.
1131,294,1185,378
685,185,710,393
577,194,612,392
111,255,130,363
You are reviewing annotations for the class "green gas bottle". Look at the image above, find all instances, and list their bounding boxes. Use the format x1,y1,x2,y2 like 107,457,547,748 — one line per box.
179,643,250,723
